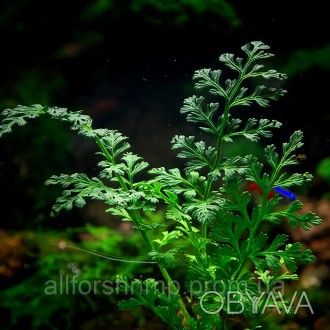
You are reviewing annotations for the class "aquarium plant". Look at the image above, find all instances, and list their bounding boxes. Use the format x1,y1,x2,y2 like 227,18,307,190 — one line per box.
0,41,322,329
0,224,152,329
316,157,330,184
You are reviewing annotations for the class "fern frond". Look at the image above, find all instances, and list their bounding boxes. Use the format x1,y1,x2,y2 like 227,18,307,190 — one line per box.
0,104,47,137
171,135,216,172
183,193,222,224
45,173,127,216
265,200,322,230
218,156,246,179
241,41,274,60
231,85,287,108
97,130,131,159
148,246,184,268
193,69,227,98
180,96,219,134
224,118,282,142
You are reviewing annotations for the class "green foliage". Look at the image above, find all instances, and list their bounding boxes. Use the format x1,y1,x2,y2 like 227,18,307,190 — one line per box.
116,275,185,329
281,43,330,76
0,41,322,329
0,225,150,329
316,157,330,183
81,0,240,28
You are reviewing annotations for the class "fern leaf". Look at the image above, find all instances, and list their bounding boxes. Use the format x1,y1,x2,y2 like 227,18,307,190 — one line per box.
0,104,46,137
45,173,128,216
171,135,216,172
219,53,243,72
232,85,287,108
148,246,184,268
121,152,149,178
193,69,227,98
241,41,274,60
282,130,304,162
218,156,246,179
180,96,219,134
98,130,130,159
274,172,313,188
183,194,222,224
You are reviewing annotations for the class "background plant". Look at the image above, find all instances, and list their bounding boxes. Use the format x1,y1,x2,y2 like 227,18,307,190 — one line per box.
0,223,155,329
0,41,322,329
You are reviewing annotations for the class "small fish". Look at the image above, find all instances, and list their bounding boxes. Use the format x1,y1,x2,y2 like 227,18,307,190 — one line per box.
248,182,296,201
273,186,296,201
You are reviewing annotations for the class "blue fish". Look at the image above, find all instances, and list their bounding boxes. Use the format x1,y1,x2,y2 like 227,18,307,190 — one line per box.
273,186,296,201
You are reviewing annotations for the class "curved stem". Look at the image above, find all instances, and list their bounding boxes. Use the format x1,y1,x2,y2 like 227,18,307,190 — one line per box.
202,55,255,246
93,130,191,321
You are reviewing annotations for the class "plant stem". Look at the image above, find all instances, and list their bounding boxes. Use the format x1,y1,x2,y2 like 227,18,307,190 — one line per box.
93,131,191,322
204,52,254,201
232,188,269,280
129,208,192,320
132,210,191,321
232,130,295,281
158,265,191,320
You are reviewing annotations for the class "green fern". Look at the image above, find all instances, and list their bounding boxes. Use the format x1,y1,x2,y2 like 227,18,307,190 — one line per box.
0,41,321,329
